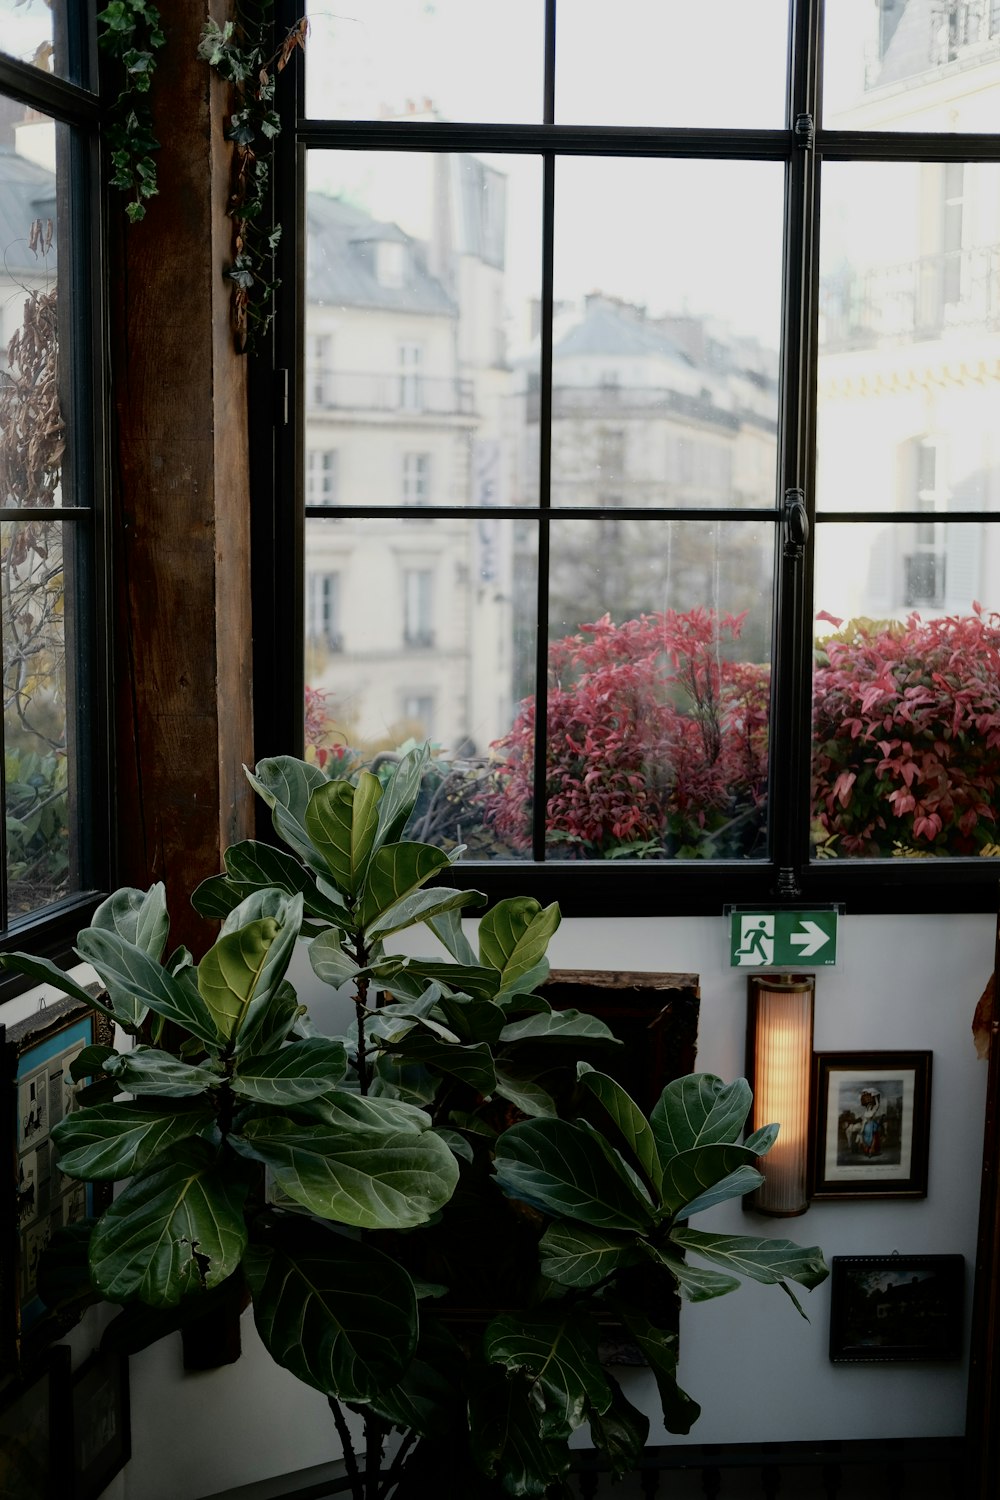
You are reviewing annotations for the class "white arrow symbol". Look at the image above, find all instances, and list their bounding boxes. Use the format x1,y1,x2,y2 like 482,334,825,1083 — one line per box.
789,920,830,958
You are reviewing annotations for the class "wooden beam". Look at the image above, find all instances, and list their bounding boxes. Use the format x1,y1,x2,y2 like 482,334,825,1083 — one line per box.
108,0,254,954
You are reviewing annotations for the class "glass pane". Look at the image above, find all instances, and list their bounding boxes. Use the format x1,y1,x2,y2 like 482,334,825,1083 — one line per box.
825,0,1000,129
506,518,772,862
548,159,782,510
305,0,543,123
817,162,1000,513
556,0,789,128
305,151,541,510
812,523,1000,859
2,518,77,916
304,516,538,858
0,1,85,85
0,107,72,511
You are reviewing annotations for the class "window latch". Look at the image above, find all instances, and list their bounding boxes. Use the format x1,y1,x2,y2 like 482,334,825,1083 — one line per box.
783,487,809,559
793,112,814,149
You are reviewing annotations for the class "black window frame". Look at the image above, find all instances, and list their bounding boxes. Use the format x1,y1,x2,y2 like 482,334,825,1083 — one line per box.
0,14,112,986
259,0,1000,917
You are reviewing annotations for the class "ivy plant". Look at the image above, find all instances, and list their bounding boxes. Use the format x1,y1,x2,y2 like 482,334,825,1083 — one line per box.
4,748,828,1498
97,0,165,222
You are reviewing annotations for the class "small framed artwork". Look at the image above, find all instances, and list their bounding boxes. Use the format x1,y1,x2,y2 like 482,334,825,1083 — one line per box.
829,1254,964,1363
0,1344,71,1497
72,1351,131,1499
3,996,114,1367
809,1050,932,1200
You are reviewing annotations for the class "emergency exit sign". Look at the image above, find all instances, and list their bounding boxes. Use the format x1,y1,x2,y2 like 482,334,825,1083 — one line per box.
728,908,839,968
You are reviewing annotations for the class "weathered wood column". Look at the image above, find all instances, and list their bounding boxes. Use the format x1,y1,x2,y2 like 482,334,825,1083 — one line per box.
109,0,254,953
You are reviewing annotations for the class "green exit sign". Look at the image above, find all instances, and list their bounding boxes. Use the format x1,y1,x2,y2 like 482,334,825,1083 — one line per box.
728,908,839,968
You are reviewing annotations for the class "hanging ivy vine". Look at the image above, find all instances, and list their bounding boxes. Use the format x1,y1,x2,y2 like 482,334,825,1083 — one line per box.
97,0,165,223
199,6,308,351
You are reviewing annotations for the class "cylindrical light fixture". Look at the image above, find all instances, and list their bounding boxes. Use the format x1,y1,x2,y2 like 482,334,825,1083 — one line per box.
745,975,815,1216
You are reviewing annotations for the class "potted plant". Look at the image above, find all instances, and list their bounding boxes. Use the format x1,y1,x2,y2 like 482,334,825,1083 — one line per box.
5,747,827,1498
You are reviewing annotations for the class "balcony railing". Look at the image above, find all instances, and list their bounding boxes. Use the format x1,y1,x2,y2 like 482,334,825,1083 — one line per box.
525,385,746,430
308,371,475,416
820,244,1000,351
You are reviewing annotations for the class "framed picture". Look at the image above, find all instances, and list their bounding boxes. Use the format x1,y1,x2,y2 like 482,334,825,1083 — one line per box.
0,1344,71,1497
3,995,113,1367
829,1255,964,1363
809,1050,932,1200
72,1351,131,1499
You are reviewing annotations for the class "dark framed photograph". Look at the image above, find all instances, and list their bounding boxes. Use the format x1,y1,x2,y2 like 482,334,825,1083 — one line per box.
809,1050,932,1200
829,1255,964,1363
0,1344,71,1497
72,1351,130,1499
3,996,113,1367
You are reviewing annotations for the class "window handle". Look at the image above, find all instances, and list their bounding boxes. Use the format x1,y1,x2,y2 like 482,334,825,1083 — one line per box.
783,488,809,558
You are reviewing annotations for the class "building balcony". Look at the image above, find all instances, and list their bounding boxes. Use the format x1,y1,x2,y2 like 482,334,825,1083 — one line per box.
308,370,475,416
820,243,1000,352
524,384,743,430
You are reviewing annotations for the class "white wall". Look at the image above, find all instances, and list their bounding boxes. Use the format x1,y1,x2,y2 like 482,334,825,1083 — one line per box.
24,909,991,1498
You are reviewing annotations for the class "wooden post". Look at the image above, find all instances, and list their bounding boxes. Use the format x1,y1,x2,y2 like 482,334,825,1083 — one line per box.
108,0,254,955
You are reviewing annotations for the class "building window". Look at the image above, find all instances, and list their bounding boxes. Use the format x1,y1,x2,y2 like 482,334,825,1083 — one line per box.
308,334,331,406
285,2,1000,913
306,449,337,506
403,568,434,648
403,453,430,507
307,572,343,652
0,17,106,945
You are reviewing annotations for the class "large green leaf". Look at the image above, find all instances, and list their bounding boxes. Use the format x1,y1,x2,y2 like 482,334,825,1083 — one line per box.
478,898,560,997
366,886,485,942
670,1227,829,1295
538,1222,640,1289
193,842,350,927
372,744,430,850
52,1098,214,1181
0,951,108,1013
75,929,222,1048
468,1365,571,1498
744,1122,780,1155
658,1143,762,1216
427,904,478,966
498,1008,619,1048
308,929,360,989
102,1047,223,1098
485,1309,612,1440
587,1380,650,1479
231,1037,348,1105
375,1029,497,1094
235,980,304,1059
246,756,327,868
650,1074,752,1163
641,1242,741,1303
89,1139,249,1307
575,1068,661,1191
494,1118,654,1231
246,1219,417,1403
372,957,501,1002
92,883,169,959
358,842,452,929
671,1165,765,1221
303,775,379,895
612,1302,701,1435
197,892,303,1042
436,993,506,1044
230,1114,459,1229
365,1316,463,1439
493,1064,557,1119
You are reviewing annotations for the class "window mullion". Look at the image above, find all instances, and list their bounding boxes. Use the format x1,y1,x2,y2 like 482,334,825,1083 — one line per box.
531,152,556,863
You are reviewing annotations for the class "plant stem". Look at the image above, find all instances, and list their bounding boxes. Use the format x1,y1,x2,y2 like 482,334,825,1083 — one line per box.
364,1412,385,1498
328,1397,362,1500
378,1429,418,1498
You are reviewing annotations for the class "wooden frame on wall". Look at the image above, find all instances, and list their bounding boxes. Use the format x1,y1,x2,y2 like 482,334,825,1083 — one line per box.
3,995,113,1370
809,1050,932,1201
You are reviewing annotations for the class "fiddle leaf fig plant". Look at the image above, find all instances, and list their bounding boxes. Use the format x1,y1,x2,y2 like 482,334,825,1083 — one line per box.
3,747,828,1499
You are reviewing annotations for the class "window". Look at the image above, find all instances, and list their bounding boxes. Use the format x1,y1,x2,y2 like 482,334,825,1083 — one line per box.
306,449,337,506
402,453,430,508
283,0,1000,914
0,13,107,948
403,568,434,648
306,572,342,652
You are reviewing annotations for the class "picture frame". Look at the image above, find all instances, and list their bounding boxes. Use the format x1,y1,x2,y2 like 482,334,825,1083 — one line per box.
3,995,114,1368
809,1050,932,1200
72,1351,131,1500
829,1254,964,1363
0,1344,71,1497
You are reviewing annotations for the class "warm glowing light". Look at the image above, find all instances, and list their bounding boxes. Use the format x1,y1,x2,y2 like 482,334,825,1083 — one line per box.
747,977,815,1216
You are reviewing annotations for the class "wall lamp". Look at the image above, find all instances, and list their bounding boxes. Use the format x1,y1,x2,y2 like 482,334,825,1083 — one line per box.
745,974,815,1216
